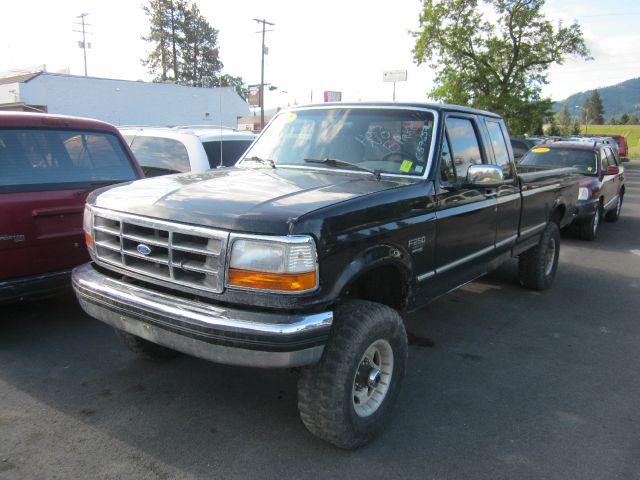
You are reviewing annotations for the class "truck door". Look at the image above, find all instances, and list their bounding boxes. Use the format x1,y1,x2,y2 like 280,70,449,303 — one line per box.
483,119,521,251
432,115,497,295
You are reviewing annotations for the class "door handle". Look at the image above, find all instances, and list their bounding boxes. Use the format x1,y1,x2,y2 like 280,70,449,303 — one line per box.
484,190,497,198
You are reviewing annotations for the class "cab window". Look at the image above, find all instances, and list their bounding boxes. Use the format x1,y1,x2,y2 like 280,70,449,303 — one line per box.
486,120,513,179
445,117,483,183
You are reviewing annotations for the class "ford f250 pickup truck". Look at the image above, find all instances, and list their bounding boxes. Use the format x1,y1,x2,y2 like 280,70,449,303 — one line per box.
73,103,578,449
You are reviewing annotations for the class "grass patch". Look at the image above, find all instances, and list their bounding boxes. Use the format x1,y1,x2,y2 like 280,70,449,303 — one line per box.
579,125,640,160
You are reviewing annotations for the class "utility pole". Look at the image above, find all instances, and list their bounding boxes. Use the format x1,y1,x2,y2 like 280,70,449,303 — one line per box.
74,13,91,76
253,18,274,130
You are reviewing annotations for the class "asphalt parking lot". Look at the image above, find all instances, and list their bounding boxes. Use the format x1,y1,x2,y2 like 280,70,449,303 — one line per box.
2,166,639,480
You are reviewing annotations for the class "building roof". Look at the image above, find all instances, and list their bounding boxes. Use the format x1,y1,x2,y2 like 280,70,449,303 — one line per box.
0,71,42,86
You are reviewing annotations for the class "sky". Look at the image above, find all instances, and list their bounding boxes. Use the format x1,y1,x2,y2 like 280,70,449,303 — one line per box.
1,0,639,112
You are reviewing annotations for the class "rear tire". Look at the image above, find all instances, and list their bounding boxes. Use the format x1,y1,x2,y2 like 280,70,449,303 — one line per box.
518,222,560,291
605,194,623,222
115,329,179,361
297,300,407,449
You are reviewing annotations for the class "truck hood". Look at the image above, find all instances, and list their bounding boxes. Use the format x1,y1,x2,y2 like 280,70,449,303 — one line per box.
91,166,413,234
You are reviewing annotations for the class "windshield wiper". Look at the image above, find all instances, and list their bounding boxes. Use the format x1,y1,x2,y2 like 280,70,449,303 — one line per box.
244,156,275,168
303,157,381,181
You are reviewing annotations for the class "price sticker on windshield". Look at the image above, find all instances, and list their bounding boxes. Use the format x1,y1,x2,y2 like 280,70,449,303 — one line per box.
531,147,550,153
400,160,413,172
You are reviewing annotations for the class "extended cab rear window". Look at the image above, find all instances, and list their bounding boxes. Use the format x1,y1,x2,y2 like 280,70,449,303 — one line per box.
0,128,137,190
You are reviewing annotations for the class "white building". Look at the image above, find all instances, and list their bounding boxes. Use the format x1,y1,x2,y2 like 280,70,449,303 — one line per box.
0,71,250,127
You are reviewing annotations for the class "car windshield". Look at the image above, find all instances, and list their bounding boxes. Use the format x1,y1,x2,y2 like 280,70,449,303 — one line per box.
0,128,138,187
240,108,435,176
520,147,598,175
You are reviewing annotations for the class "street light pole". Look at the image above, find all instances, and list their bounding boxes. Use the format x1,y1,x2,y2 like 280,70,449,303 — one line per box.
253,18,274,131
577,105,589,135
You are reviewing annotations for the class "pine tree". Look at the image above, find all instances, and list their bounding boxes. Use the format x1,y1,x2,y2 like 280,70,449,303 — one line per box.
142,0,186,81
620,113,630,125
556,103,572,135
581,90,605,125
141,0,247,95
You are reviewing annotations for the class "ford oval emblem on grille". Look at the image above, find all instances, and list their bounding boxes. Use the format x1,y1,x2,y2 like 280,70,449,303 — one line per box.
137,244,152,255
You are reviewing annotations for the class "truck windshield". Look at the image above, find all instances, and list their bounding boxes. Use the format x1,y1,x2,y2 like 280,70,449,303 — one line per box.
520,147,598,176
1,128,138,187
240,108,435,176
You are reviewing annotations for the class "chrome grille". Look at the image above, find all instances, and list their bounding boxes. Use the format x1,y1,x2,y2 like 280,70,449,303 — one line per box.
92,208,229,293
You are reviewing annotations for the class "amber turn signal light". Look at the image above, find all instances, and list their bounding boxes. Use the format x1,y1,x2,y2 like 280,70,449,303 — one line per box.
84,231,93,250
228,268,316,292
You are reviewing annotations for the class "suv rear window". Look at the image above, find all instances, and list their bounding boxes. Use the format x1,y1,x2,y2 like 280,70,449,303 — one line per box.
204,140,254,168
125,135,190,175
0,129,137,189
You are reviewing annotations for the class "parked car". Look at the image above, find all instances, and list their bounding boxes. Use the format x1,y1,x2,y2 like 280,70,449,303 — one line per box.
0,111,143,302
73,103,578,449
519,141,625,240
119,126,256,177
510,136,544,161
609,135,629,162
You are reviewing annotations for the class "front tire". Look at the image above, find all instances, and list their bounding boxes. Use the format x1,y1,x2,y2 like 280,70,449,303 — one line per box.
578,206,600,241
518,222,560,291
297,300,407,449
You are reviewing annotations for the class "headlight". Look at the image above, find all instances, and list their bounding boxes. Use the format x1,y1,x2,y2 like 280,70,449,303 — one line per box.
83,205,94,252
578,187,590,200
227,236,317,292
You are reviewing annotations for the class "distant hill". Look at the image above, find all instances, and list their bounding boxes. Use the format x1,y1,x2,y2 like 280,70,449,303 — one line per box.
553,77,640,118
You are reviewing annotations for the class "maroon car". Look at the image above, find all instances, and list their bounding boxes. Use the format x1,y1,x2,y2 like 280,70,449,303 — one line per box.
519,141,625,240
0,112,143,302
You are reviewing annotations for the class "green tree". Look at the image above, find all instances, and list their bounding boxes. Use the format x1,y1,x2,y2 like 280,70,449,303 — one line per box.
412,0,589,134
608,116,618,125
141,0,186,81
629,114,640,125
546,116,561,136
179,3,223,87
620,113,630,125
216,74,249,100
142,0,247,95
571,119,581,135
556,103,572,135
581,90,604,125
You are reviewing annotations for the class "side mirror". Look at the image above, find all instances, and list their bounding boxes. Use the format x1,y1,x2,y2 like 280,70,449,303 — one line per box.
467,164,504,188
606,165,620,175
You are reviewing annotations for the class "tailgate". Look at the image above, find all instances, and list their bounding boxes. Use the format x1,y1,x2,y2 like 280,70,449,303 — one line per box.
0,189,90,281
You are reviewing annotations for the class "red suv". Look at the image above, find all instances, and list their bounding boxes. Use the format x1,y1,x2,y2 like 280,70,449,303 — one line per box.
0,112,143,302
519,141,625,240
609,135,629,162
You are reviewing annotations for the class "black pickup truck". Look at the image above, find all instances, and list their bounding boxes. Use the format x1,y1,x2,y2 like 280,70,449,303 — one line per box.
73,103,578,448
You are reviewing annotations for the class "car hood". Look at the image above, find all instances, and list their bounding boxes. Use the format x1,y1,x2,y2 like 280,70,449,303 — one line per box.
578,175,599,187
90,166,413,234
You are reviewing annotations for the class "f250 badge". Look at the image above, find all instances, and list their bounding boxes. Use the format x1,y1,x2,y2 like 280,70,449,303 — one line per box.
408,236,426,253
0,234,26,243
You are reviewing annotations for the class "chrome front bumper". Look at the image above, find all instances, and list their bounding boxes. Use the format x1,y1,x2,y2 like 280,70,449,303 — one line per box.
72,263,333,368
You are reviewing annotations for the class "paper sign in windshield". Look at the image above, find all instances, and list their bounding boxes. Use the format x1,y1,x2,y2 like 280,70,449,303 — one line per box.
532,147,550,153
400,160,413,172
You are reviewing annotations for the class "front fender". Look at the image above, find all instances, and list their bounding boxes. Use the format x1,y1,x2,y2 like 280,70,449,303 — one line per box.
323,243,413,305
